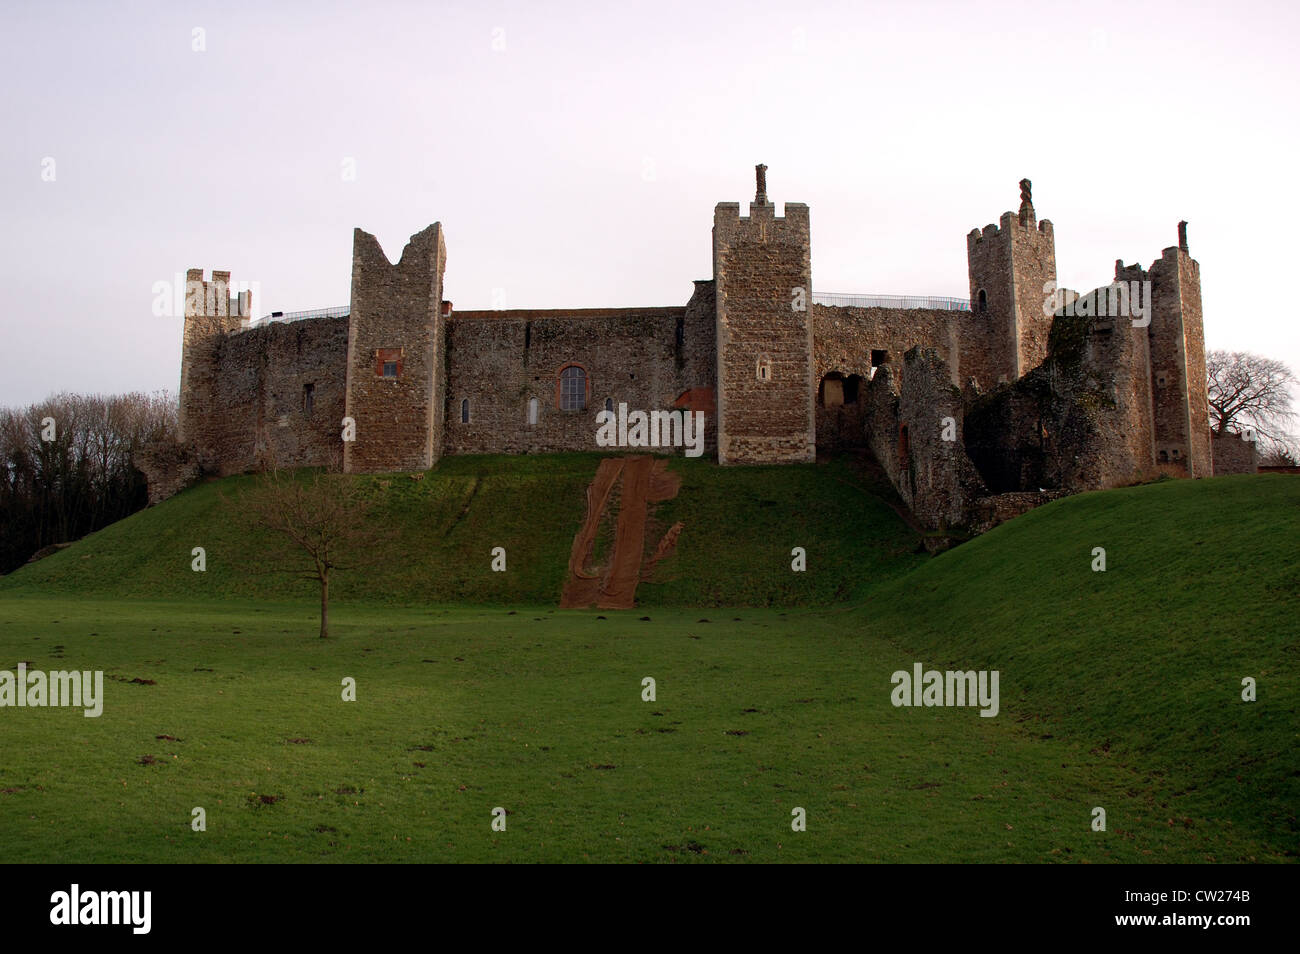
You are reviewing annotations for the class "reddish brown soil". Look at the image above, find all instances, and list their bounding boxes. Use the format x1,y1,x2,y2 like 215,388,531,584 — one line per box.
560,456,682,609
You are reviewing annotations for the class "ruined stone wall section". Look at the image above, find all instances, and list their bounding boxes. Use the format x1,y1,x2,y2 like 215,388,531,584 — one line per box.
964,303,1156,494
812,304,1007,395
863,349,987,532
714,200,815,464
343,225,446,473
1211,431,1258,475
443,286,716,456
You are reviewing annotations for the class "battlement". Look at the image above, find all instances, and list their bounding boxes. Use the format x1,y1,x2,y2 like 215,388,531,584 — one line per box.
183,267,253,321
966,212,1054,251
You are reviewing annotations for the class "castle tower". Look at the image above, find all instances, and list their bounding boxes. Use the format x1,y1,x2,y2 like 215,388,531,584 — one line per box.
967,179,1057,381
342,224,447,474
713,165,815,464
178,268,251,467
1144,223,1212,476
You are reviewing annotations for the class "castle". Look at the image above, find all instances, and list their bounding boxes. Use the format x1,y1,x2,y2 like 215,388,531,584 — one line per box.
140,167,1254,537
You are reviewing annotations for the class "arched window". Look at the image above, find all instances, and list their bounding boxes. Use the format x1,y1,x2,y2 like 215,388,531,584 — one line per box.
977,289,987,313
528,397,538,426
558,365,587,410
461,398,470,424
604,397,613,413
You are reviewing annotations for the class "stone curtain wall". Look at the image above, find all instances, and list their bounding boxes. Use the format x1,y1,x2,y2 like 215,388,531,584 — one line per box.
343,225,446,473
713,198,815,464
443,285,716,456
206,316,349,474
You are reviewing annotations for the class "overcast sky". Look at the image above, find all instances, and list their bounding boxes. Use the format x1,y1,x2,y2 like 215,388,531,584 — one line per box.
3,0,1297,408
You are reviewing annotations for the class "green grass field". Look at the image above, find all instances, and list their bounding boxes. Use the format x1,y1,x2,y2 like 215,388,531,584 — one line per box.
0,457,1295,863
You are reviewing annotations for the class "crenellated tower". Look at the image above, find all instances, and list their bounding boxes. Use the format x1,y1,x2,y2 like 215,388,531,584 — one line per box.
178,268,251,468
713,165,815,464
967,179,1057,382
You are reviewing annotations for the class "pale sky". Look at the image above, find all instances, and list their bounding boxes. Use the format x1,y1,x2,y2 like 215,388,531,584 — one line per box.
3,0,1298,407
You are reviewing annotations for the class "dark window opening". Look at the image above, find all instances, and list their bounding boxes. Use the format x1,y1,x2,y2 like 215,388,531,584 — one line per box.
559,365,587,411
375,347,402,378
871,349,888,367
461,398,470,423
977,289,987,313
604,397,613,413
302,383,315,415
1158,450,1169,462
844,374,862,404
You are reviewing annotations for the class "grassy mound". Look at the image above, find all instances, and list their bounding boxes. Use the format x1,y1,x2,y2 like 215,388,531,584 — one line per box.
0,453,924,608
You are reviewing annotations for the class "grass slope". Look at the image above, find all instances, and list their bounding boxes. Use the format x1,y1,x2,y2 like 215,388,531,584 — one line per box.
0,454,924,608
0,467,1295,862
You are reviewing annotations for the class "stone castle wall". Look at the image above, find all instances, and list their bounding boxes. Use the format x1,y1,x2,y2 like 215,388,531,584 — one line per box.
206,316,349,474
444,282,716,455
152,175,1218,546
713,191,815,465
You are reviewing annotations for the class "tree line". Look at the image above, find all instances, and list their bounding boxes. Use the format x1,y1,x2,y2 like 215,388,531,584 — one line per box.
0,391,177,575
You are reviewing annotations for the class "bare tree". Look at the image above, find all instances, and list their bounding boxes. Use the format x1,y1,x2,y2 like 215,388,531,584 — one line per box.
233,466,378,639
1206,350,1298,455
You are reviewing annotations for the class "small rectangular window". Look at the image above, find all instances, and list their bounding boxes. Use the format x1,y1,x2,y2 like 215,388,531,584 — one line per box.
375,348,403,378
302,383,315,415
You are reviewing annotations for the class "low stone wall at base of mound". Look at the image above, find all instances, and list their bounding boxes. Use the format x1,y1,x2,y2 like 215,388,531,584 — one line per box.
971,490,1069,534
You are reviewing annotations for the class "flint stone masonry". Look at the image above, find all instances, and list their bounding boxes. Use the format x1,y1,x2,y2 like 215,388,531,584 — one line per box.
1211,431,1258,475
864,348,988,535
344,224,447,474
445,282,716,455
713,198,815,464
148,172,1216,543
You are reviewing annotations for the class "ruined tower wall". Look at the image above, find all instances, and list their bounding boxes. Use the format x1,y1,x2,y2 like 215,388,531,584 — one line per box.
713,170,815,464
343,225,446,473
443,283,716,455
1147,244,1212,476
